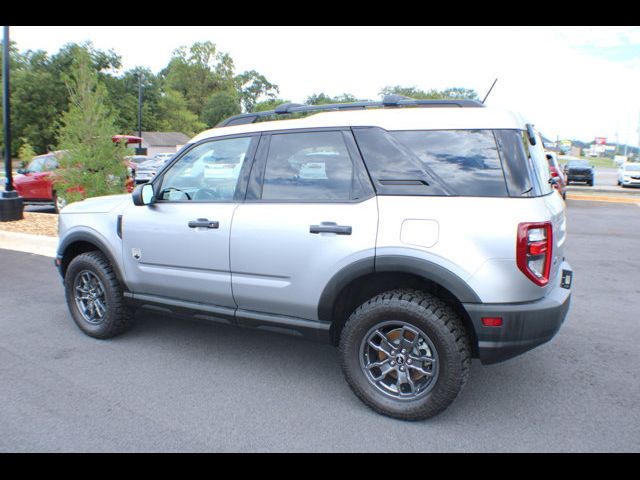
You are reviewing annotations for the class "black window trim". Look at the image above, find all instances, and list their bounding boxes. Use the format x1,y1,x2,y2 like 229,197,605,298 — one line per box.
150,132,261,204
244,127,376,205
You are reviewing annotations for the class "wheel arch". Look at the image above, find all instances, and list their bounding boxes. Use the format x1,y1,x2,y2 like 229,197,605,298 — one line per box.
58,231,128,291
319,255,481,356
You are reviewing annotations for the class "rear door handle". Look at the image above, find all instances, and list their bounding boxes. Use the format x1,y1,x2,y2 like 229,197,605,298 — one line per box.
310,222,352,235
188,218,219,229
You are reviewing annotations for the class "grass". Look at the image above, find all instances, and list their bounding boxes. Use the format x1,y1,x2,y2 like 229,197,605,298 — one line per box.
559,156,617,168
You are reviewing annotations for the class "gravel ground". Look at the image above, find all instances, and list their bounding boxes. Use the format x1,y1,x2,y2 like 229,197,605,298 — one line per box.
0,212,58,237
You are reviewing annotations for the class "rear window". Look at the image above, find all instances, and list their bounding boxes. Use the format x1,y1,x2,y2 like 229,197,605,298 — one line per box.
391,130,508,197
354,127,551,198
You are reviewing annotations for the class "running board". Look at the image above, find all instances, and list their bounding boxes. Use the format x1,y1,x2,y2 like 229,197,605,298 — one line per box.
124,292,331,342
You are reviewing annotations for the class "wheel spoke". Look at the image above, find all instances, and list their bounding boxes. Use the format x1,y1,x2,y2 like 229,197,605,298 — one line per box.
370,361,395,382
395,369,415,395
94,299,106,318
360,320,439,400
73,270,107,325
367,330,395,356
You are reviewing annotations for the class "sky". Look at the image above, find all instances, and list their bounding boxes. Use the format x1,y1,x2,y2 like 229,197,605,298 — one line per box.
9,25,640,147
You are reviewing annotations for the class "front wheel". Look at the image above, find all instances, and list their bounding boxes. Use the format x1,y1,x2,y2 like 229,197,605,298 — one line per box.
64,251,135,339
339,289,471,421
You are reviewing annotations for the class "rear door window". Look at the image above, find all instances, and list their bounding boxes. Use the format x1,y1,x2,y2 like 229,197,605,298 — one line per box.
260,131,370,202
391,130,508,197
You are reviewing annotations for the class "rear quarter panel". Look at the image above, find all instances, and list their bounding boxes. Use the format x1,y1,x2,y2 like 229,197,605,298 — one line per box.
376,194,564,303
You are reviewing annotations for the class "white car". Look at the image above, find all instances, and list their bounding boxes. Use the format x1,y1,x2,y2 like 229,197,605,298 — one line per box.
617,163,640,188
154,153,175,162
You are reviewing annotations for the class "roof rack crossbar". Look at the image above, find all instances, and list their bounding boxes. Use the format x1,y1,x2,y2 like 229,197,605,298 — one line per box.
217,95,484,127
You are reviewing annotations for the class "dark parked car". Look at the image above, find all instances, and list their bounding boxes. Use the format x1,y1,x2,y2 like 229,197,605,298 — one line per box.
564,159,594,186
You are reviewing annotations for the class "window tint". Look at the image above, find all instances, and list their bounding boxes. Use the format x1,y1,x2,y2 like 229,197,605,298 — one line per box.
494,130,535,197
261,131,359,201
352,127,449,196
159,136,253,202
391,130,507,197
525,131,553,195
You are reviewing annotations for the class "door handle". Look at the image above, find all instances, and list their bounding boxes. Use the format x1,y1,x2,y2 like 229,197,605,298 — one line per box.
188,218,219,229
310,222,352,235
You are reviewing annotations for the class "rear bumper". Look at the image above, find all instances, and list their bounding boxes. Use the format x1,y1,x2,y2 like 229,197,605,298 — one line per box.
464,263,572,364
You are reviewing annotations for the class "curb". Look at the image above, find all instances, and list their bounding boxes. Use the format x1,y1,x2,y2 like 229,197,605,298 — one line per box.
0,230,58,258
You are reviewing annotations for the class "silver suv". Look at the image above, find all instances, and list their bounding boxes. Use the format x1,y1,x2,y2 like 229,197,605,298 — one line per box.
55,96,573,420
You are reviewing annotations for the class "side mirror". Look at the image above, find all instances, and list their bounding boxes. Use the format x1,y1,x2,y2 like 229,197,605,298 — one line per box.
132,183,155,206
16,168,26,174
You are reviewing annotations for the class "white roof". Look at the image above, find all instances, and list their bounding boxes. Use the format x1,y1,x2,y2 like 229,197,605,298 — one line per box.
190,107,531,143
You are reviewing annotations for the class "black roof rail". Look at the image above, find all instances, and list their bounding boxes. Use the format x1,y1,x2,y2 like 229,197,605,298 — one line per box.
217,95,484,127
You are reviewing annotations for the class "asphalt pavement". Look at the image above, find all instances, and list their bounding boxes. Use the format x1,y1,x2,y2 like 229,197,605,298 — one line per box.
1,200,639,452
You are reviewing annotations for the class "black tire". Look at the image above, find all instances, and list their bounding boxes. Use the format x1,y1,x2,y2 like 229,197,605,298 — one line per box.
562,190,567,200
64,251,135,339
339,289,471,421
588,180,594,186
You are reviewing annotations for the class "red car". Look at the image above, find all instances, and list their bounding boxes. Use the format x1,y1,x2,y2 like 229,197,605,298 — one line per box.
13,136,141,213
546,152,567,200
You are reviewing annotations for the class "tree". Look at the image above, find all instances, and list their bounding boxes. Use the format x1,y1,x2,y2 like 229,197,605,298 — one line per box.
103,67,163,134
17,138,36,168
55,52,127,203
202,89,241,127
155,88,206,136
253,98,291,112
235,70,279,112
162,41,236,118
305,92,366,105
380,85,479,101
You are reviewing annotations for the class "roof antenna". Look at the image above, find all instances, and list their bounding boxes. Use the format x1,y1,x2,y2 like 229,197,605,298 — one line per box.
481,78,498,104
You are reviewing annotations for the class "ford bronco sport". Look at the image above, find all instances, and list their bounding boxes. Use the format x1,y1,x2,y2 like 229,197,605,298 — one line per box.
56,96,572,420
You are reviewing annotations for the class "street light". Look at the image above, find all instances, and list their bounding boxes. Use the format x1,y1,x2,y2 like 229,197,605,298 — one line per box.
135,71,147,156
1,25,24,222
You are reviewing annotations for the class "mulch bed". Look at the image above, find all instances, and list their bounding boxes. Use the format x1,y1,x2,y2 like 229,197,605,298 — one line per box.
0,212,58,237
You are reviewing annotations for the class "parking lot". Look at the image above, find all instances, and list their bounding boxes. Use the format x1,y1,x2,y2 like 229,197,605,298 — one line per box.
1,199,639,452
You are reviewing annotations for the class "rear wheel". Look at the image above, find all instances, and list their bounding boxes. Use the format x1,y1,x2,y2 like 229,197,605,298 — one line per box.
64,251,134,339
339,289,471,421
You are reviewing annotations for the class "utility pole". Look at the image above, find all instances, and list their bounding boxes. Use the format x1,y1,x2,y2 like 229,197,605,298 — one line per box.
1,25,24,221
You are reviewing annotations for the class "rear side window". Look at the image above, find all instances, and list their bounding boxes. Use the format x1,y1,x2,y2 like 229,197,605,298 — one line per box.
391,130,508,197
494,130,535,196
261,131,367,201
352,127,449,196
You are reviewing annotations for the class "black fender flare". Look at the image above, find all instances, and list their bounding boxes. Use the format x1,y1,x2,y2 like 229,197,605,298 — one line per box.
317,255,481,322
57,230,128,290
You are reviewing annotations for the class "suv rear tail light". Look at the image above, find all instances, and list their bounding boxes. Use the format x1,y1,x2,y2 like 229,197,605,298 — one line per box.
517,222,553,286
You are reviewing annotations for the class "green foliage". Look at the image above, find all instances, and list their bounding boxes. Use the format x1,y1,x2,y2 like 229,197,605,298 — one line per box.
305,92,368,105
202,89,241,127
155,88,206,136
253,98,291,112
17,138,36,167
55,52,127,203
380,85,479,101
162,41,236,119
235,70,279,112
